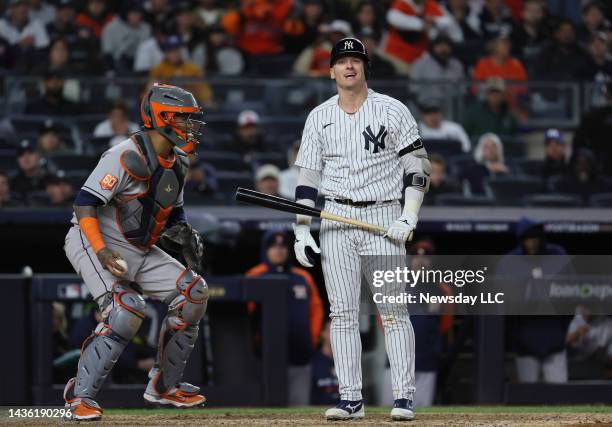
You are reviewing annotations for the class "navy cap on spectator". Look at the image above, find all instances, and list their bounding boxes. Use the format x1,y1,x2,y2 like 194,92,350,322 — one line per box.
45,169,69,185
17,139,36,156
56,0,75,9
163,35,183,51
544,128,564,144
39,119,59,135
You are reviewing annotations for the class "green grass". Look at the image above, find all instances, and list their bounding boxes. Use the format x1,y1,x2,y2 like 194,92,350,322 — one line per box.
103,405,612,416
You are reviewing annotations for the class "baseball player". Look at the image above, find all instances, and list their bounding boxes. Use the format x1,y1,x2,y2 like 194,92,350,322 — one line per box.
62,84,208,420
292,38,430,421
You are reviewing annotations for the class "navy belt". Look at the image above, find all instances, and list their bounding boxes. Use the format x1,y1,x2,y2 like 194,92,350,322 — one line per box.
328,198,397,207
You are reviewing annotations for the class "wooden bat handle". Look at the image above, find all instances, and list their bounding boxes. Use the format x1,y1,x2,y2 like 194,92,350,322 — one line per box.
320,211,387,233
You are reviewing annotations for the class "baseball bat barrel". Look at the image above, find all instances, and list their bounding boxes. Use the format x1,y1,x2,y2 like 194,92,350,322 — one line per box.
235,188,387,234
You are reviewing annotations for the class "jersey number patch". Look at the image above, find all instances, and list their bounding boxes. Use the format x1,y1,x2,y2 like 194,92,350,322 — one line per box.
362,125,388,154
100,174,118,190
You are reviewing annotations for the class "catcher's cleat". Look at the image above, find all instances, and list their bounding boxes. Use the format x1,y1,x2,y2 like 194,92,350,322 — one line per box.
325,399,365,420
63,377,103,421
390,398,415,421
143,370,206,408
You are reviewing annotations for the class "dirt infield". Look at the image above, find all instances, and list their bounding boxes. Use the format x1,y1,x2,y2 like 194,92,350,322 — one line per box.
4,408,612,426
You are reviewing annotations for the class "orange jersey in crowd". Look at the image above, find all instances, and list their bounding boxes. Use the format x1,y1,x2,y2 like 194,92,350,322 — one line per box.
222,0,295,55
383,0,445,64
75,13,114,38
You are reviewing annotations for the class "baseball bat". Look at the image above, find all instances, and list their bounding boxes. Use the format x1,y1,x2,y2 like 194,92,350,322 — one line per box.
235,188,387,233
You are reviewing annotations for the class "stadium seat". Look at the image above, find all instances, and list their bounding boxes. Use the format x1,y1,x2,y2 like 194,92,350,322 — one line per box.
485,176,543,205
216,171,254,195
0,153,16,173
251,152,288,170
434,193,495,206
422,138,464,157
47,154,98,173
523,193,582,207
515,159,544,177
589,192,612,207
201,151,250,172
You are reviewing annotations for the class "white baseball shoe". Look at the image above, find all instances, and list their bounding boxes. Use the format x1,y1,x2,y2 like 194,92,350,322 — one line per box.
325,399,365,420
390,398,415,421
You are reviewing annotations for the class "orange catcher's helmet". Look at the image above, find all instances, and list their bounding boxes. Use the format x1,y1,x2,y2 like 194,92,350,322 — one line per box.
140,83,205,154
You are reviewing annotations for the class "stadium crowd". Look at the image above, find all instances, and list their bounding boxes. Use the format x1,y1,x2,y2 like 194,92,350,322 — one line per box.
0,0,612,208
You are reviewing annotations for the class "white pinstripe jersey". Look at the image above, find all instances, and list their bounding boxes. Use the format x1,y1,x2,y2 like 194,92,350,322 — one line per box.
295,89,420,202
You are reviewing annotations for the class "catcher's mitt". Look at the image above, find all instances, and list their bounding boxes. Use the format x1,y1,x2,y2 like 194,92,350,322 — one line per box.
158,223,205,274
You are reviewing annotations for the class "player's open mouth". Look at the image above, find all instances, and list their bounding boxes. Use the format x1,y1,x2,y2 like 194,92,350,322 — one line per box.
345,73,357,79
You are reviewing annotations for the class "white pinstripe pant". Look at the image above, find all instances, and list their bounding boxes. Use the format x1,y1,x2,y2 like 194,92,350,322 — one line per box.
320,200,416,401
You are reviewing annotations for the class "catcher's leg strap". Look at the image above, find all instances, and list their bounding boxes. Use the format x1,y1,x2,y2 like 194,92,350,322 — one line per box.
153,270,208,394
74,282,146,398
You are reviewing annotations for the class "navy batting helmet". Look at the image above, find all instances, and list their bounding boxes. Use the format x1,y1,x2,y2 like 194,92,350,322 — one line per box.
330,37,371,78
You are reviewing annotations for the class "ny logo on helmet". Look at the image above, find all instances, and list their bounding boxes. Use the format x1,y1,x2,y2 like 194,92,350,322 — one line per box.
344,40,354,50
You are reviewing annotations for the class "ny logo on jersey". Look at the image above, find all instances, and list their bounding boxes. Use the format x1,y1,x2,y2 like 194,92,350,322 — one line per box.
344,40,354,50
362,125,387,154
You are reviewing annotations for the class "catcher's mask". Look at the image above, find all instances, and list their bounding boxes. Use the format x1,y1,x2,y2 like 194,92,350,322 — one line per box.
141,83,205,154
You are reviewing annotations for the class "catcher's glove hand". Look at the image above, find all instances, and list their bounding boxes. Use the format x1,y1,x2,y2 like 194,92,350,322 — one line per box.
159,223,206,274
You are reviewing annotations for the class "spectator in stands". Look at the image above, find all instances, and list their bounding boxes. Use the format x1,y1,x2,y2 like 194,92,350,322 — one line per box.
533,19,584,81
246,230,324,406
101,2,151,71
574,82,612,176
144,0,171,30
566,305,612,362
498,217,572,384
42,171,73,207
383,0,453,73
184,155,219,200
418,98,471,152
0,170,20,207
149,35,214,107
25,70,80,116
229,110,266,161
576,32,612,82
75,0,113,39
463,78,518,138
478,0,514,40
194,0,223,30
310,320,340,405
93,101,139,142
174,1,207,68
204,24,245,75
293,23,334,77
425,154,460,204
0,0,49,52
11,139,50,200
46,0,77,44
37,119,70,157
133,24,171,73
293,20,353,77
28,0,55,25
279,140,300,199
462,132,509,194
221,0,296,56
359,29,397,78
353,1,382,41
444,0,482,43
255,164,281,196
542,128,568,181
410,34,465,101
511,0,549,69
577,1,610,47
472,34,528,95
554,148,612,203
283,0,327,55
29,36,69,75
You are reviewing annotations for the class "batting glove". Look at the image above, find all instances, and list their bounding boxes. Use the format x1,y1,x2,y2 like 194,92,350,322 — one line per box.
384,212,418,243
292,223,321,268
